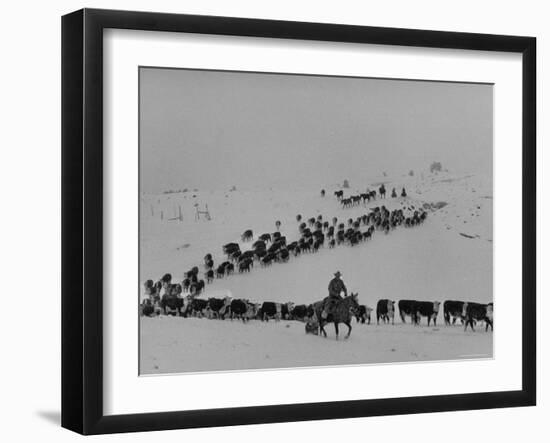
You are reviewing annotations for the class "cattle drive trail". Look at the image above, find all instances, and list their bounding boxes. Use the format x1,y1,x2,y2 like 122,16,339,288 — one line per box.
140,172,493,374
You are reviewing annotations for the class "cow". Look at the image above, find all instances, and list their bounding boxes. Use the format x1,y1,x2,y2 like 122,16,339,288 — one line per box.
463,302,493,332
206,297,231,319
160,284,184,315
189,279,205,295
229,250,242,262
140,298,157,317
223,242,240,257
289,304,311,321
260,301,283,321
225,263,234,275
355,305,372,324
228,299,250,321
376,299,395,325
443,300,465,325
241,229,253,242
239,258,253,272
398,299,417,323
143,279,160,304
261,254,275,266
186,298,208,317
182,278,191,293
412,301,441,326
205,270,214,283
277,249,290,262
239,250,256,262
334,190,344,200
259,233,271,243
253,240,266,250
216,263,227,278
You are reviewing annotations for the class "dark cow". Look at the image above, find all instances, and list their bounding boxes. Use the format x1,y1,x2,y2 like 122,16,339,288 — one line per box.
260,301,283,321
289,304,311,321
186,298,208,317
189,279,205,295
182,278,191,293
376,299,395,325
261,253,275,266
160,284,184,315
228,299,249,321
239,250,255,262
463,302,493,332
206,297,230,319
223,242,240,256
398,299,417,323
259,233,271,243
216,263,227,278
229,250,242,262
443,300,465,325
354,305,372,324
225,263,234,275
253,240,266,250
412,301,441,326
241,229,253,242
140,299,156,317
205,270,214,283
239,258,253,272
334,190,344,200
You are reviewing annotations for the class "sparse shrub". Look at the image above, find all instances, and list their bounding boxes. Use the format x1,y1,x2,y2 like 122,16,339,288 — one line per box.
430,162,443,173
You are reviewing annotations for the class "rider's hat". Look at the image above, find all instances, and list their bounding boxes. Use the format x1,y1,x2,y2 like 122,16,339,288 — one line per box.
334,271,342,277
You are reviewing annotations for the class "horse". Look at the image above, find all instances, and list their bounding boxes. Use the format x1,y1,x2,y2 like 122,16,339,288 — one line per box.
313,293,360,339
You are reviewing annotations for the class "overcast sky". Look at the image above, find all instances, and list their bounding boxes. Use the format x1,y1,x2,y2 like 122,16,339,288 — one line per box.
140,67,492,193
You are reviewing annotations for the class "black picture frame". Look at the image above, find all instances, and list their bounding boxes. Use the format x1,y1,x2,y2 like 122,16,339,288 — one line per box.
62,8,536,435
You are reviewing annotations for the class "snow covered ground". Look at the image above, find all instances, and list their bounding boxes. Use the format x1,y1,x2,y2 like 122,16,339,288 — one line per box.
139,172,493,375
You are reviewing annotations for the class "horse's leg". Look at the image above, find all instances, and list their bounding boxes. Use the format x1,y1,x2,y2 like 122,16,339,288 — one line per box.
345,321,352,339
320,321,327,337
334,321,339,340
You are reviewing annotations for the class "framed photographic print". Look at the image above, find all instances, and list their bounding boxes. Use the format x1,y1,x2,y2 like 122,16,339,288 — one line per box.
61,8,536,435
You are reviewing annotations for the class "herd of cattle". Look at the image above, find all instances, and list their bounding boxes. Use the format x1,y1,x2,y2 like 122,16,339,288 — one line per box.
145,191,428,300
140,185,492,333
375,299,493,332
141,282,493,333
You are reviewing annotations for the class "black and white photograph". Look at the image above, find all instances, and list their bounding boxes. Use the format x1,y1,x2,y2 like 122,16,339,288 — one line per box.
139,67,494,375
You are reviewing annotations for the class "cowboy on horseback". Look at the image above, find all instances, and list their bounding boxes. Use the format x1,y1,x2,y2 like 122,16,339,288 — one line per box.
321,271,347,319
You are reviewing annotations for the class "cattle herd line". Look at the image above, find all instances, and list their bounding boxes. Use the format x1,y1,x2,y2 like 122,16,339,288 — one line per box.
140,185,493,334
